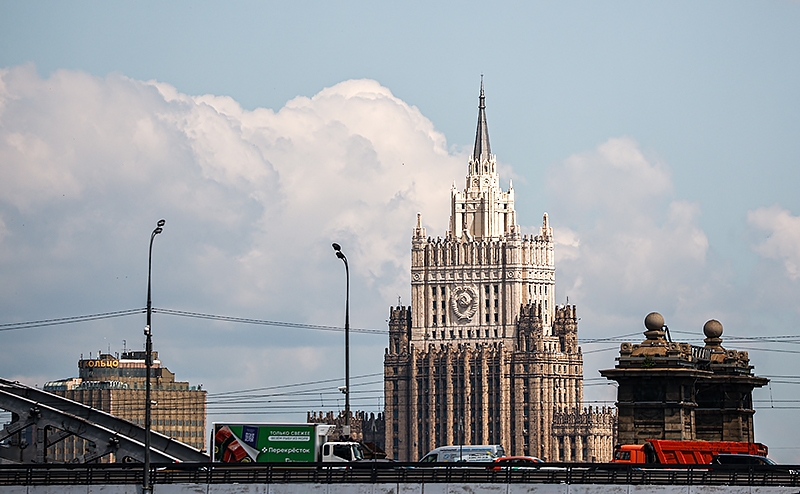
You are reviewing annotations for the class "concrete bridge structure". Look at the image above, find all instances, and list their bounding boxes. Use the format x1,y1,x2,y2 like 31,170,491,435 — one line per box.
2,483,800,493
0,463,798,494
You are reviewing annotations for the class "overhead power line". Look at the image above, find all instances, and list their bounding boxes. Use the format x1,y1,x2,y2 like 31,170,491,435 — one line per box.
3,308,800,352
0,309,145,332
582,346,620,355
0,308,387,334
153,308,386,334
672,329,800,344
736,346,800,355
578,332,643,344
208,372,384,398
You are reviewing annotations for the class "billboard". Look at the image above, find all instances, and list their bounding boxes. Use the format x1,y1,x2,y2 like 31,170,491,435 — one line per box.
213,424,318,462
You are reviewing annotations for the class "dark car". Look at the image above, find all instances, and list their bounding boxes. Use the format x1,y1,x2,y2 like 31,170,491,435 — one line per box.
710,454,797,474
710,454,776,467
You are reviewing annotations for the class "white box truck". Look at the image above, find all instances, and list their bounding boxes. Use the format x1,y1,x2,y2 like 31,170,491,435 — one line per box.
213,423,363,463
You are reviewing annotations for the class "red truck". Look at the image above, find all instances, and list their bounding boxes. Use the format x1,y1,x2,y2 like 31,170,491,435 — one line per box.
613,440,768,465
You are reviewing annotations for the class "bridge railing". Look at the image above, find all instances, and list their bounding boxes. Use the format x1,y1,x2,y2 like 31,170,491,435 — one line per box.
0,462,798,487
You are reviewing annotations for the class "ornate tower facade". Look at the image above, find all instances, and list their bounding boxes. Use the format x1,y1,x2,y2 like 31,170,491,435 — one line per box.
409,81,557,344
384,81,615,462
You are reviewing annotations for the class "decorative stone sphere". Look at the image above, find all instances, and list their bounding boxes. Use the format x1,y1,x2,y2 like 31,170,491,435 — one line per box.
703,319,723,339
644,312,665,331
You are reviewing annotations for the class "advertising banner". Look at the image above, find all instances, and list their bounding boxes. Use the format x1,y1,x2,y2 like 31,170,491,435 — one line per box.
213,424,317,462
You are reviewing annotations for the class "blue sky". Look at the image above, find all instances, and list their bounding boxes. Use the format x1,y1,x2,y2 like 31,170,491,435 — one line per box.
1,1,799,461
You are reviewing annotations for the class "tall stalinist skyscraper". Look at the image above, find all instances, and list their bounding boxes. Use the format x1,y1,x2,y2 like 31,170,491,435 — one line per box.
384,80,615,462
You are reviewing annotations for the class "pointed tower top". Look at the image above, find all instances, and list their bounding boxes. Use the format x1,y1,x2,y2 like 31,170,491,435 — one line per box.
541,212,552,238
471,75,491,163
414,212,427,239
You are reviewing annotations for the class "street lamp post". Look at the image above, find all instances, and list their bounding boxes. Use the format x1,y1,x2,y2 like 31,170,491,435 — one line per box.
459,416,464,461
331,243,351,438
144,219,165,494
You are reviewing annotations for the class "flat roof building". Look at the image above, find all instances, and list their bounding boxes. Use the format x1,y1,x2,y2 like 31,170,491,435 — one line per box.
43,349,206,463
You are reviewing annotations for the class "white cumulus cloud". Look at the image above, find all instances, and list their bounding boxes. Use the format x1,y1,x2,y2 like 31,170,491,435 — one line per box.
748,205,800,281
0,64,464,412
545,136,711,332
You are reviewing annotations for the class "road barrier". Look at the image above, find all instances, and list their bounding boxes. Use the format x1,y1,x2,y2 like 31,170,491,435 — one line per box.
0,461,798,488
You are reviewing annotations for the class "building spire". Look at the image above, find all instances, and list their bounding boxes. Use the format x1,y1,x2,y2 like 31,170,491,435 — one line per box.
472,75,491,163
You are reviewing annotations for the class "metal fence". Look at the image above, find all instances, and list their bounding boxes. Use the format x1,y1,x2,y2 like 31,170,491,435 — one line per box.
0,462,798,487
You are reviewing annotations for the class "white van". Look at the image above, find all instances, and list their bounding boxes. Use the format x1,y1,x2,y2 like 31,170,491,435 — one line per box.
419,445,505,463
